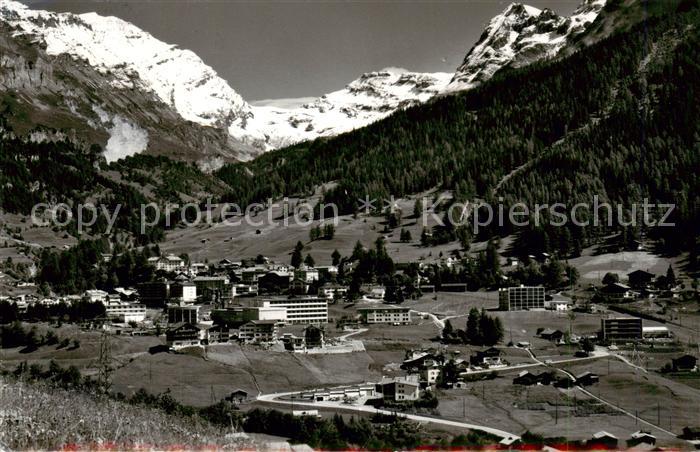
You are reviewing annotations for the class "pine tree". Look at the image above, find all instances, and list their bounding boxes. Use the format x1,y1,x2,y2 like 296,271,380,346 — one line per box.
331,249,341,266
666,265,676,286
291,242,303,268
466,308,480,344
442,319,454,341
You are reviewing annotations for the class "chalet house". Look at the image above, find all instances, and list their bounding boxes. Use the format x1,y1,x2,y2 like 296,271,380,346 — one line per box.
208,325,234,343
627,431,656,447
470,347,505,367
681,427,700,440
600,282,637,301
402,352,441,371
419,361,441,385
153,254,186,273
258,271,292,294
304,325,325,348
361,285,386,300
513,371,539,386
226,389,249,404
545,299,572,311
589,431,618,448
166,323,205,348
238,320,279,344
281,333,305,351
539,328,565,342
575,372,599,386
627,270,655,289
513,371,555,386
672,354,698,372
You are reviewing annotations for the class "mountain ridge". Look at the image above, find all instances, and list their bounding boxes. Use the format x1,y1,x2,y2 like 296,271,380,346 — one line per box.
0,0,605,165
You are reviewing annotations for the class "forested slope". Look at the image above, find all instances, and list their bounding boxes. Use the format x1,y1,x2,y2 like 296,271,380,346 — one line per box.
216,2,699,263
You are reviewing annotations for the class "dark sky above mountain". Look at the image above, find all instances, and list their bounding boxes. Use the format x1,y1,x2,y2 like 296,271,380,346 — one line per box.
26,0,580,101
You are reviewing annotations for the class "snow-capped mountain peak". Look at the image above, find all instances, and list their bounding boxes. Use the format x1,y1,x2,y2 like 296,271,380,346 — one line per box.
229,68,453,150
0,0,250,128
0,0,605,164
447,0,606,91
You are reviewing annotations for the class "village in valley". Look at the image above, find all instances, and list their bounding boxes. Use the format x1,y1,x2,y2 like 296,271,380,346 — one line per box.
2,201,700,449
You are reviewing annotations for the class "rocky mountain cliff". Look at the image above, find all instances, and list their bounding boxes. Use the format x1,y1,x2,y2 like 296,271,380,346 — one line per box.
0,0,606,166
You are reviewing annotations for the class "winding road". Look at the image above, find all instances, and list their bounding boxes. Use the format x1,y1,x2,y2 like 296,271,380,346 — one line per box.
256,390,520,442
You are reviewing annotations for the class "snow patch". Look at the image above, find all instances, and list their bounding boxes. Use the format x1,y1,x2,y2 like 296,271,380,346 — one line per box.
93,106,148,162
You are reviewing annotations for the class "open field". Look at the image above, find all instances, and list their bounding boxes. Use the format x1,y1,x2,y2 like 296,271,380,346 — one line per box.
0,323,159,372
568,250,680,283
0,323,382,407
555,358,700,441
159,192,465,265
436,361,690,447
403,291,499,316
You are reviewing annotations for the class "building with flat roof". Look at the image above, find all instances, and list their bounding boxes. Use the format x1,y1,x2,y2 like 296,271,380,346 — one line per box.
358,305,411,324
263,296,328,325
376,375,421,402
601,317,643,341
642,325,672,339
499,286,545,311
104,301,146,323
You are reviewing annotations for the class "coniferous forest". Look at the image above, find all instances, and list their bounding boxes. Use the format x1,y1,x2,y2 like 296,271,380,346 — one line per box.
216,3,700,263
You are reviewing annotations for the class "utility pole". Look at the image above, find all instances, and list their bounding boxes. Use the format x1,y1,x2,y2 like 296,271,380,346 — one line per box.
97,329,113,394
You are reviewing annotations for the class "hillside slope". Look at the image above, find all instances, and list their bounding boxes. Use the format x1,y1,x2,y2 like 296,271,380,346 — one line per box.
215,2,700,258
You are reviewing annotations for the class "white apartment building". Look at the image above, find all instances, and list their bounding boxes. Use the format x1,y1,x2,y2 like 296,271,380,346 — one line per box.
104,301,146,323
358,306,411,324
248,304,288,322
263,296,328,324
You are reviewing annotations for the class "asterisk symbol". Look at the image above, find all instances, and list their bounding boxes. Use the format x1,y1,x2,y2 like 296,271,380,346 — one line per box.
383,195,400,213
357,195,376,214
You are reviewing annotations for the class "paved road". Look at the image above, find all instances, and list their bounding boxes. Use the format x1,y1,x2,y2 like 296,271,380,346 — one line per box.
410,310,445,329
256,391,520,442
334,328,368,341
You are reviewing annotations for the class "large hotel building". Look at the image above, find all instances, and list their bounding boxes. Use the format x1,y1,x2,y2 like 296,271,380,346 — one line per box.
499,286,545,311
